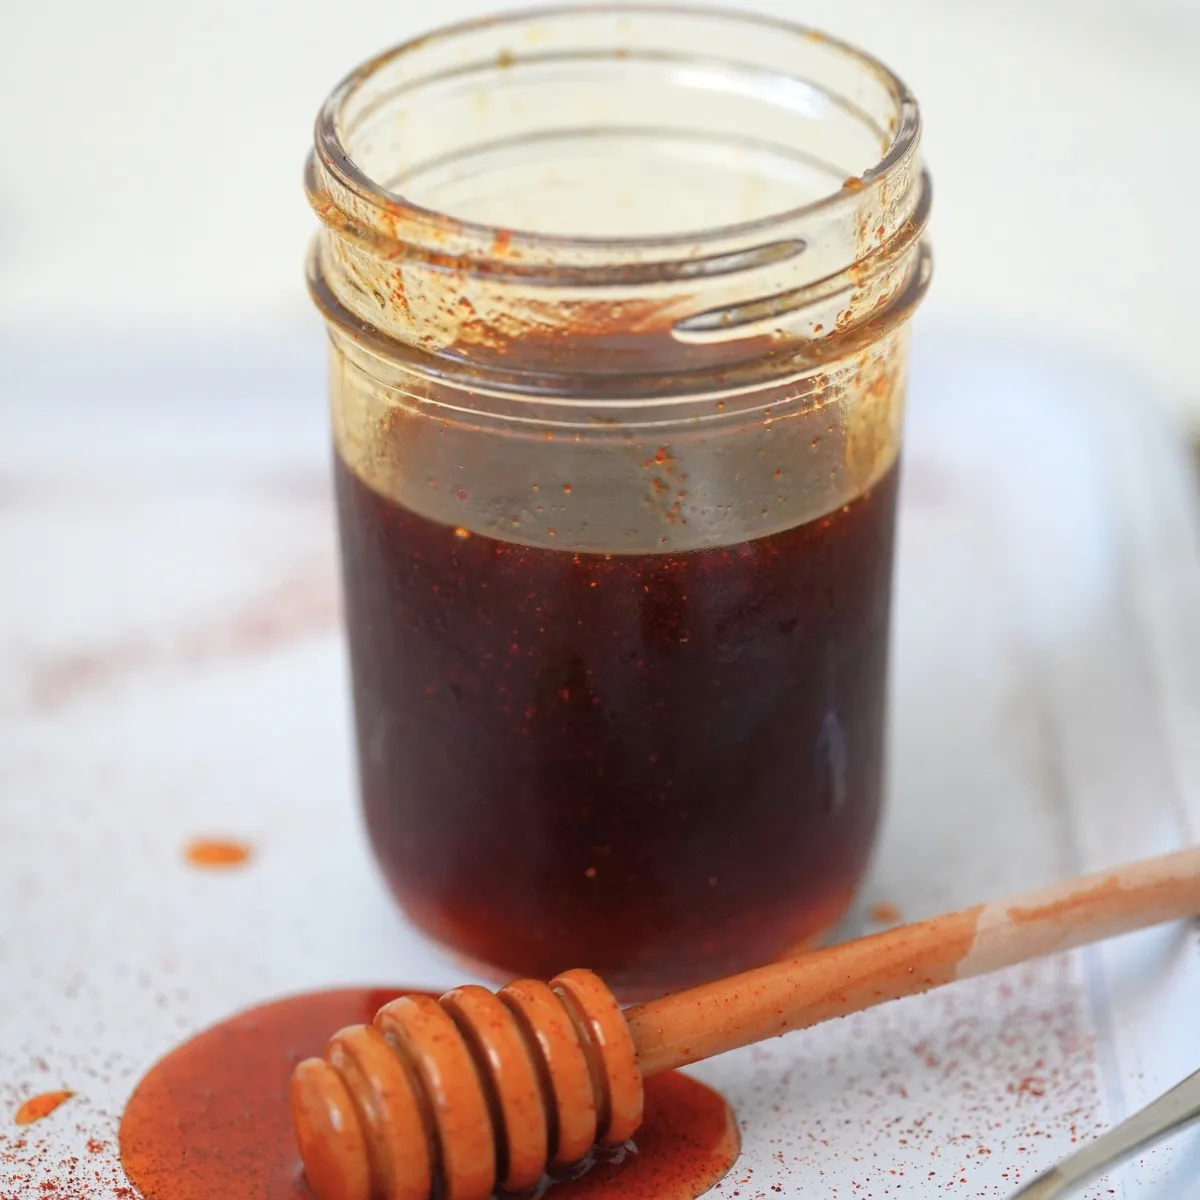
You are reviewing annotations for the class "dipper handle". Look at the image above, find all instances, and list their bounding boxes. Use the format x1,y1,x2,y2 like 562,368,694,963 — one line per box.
628,843,1200,1074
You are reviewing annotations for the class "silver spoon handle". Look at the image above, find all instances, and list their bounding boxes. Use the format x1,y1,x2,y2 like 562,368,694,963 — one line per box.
1013,1066,1200,1199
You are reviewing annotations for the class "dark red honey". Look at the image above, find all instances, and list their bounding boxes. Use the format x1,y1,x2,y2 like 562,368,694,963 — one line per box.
335,455,898,995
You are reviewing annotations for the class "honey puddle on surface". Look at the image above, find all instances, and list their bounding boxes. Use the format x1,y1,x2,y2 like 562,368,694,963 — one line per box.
119,987,739,1200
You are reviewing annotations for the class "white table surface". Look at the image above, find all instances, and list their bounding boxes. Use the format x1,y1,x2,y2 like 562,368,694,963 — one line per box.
2,327,1199,1198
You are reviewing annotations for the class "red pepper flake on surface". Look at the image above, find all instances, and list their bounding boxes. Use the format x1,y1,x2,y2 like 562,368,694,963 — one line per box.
183,838,253,869
868,901,903,926
14,1092,75,1126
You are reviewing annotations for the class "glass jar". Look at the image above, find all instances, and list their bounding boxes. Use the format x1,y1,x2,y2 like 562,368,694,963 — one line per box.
306,5,931,997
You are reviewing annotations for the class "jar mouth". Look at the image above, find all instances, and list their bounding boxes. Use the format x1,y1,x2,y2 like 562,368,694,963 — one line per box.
307,5,929,389
311,3,919,266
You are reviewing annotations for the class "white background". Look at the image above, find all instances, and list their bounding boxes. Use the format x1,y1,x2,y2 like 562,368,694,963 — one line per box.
1,0,1199,422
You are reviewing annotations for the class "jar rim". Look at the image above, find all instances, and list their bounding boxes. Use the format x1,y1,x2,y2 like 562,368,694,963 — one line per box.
312,3,920,259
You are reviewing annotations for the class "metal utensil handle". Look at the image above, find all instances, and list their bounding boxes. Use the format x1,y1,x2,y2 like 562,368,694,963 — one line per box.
1018,1066,1200,1198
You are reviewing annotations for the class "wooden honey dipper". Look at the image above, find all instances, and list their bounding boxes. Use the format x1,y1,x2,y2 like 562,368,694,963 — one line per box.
291,844,1200,1200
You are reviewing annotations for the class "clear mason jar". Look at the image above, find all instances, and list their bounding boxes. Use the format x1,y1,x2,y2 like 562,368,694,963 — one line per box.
306,5,931,997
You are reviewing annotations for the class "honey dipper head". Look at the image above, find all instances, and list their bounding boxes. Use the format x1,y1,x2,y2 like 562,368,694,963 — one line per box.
291,969,644,1200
